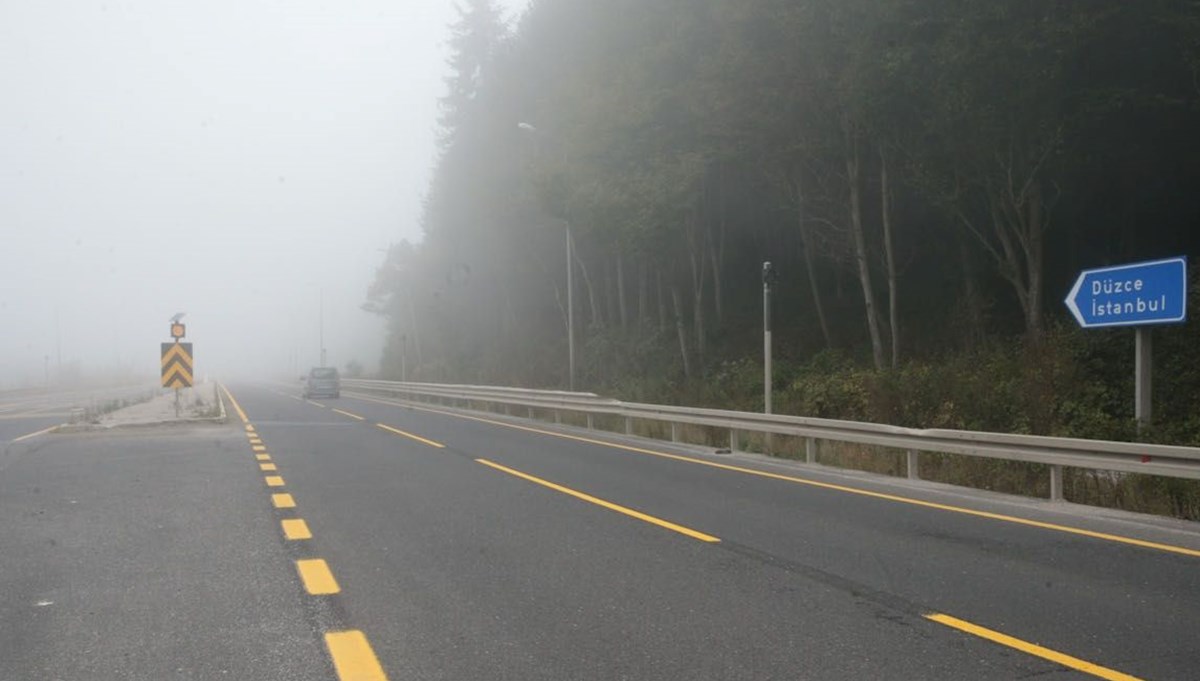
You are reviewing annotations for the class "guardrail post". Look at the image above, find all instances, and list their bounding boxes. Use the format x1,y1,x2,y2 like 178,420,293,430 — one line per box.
670,422,679,442
730,429,738,452
1049,465,1064,502
586,414,594,430
805,437,816,464
624,416,633,435
906,450,919,479
554,410,561,424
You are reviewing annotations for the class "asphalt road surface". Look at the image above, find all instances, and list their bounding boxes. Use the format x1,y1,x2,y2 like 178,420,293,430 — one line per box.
2,382,1198,680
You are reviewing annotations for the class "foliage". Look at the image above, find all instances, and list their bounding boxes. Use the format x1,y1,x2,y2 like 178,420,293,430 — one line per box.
367,1,1200,472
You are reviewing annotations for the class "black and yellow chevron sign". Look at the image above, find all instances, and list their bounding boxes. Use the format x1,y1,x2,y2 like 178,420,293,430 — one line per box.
161,342,194,388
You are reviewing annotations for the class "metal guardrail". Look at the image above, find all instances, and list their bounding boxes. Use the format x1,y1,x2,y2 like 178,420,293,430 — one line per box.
341,379,1200,501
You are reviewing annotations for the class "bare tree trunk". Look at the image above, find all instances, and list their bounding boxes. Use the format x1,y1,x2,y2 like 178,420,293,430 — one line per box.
656,268,666,333
844,121,886,371
879,145,900,368
793,172,833,348
406,289,422,369
1024,181,1045,340
637,260,648,329
617,253,628,329
571,241,602,329
708,218,726,325
670,283,691,379
957,233,986,348
605,260,617,326
687,220,707,371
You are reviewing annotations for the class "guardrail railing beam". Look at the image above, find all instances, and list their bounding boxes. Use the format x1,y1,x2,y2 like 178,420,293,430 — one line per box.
340,380,1200,491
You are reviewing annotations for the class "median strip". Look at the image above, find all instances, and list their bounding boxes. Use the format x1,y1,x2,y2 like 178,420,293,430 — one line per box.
925,613,1141,681
476,458,720,543
376,423,444,448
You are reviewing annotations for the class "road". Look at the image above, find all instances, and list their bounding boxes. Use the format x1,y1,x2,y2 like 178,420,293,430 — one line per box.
2,382,1198,680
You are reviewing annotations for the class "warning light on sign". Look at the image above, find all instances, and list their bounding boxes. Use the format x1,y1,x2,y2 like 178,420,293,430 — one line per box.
171,323,186,339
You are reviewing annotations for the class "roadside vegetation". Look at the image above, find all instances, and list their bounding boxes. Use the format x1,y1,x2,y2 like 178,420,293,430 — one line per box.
366,1,1200,518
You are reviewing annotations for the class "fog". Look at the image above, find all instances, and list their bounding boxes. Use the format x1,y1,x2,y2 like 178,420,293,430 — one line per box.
0,0,526,388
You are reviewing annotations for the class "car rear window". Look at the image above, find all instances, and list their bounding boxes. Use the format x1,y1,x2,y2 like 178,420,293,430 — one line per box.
311,368,338,379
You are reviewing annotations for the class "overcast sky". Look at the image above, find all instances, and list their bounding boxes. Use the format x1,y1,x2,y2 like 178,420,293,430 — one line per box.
0,0,527,388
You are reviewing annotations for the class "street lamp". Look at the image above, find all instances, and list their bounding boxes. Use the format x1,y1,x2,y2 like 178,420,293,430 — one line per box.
518,121,575,391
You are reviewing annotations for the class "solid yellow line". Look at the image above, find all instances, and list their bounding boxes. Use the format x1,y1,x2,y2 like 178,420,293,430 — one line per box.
260,462,277,471
347,395,1200,560
272,493,296,509
281,518,312,540
925,613,1142,681
332,408,365,421
325,630,388,681
265,475,285,487
296,559,339,594
476,458,720,543
220,384,249,423
12,424,60,442
376,423,444,448
256,453,271,461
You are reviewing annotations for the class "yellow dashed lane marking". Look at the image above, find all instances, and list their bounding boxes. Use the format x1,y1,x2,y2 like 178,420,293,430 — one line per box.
281,518,312,540
332,408,365,421
926,613,1141,681
296,559,339,595
476,458,720,543
325,630,388,681
306,400,326,408
252,445,266,452
346,394,1200,560
223,385,388,679
376,423,444,448
260,462,278,472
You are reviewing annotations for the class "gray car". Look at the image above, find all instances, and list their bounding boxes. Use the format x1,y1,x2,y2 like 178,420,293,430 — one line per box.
303,367,340,398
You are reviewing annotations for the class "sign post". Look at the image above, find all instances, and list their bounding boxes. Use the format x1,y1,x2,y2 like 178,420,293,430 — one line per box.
1065,256,1187,432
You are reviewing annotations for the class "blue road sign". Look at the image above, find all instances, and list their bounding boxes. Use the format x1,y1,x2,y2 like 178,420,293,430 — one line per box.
1065,256,1188,328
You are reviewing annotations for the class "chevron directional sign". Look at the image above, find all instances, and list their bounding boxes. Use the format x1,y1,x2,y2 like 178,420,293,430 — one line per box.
161,342,194,388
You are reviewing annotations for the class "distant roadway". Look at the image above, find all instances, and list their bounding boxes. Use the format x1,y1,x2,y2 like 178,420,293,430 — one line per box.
2,382,1198,680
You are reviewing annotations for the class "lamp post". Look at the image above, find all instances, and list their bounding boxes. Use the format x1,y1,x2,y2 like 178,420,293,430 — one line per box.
763,261,777,415
518,121,575,391
319,286,326,367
